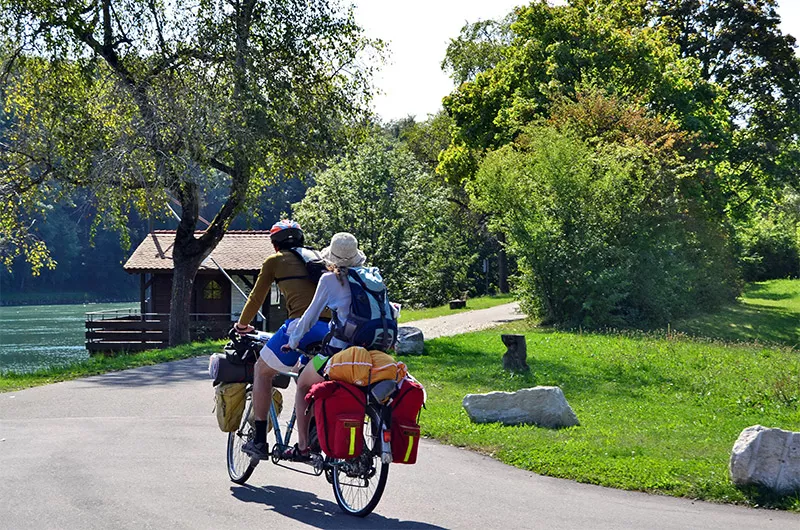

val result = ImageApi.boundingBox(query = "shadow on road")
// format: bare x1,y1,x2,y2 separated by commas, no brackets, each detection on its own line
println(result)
230,484,447,529
85,356,209,387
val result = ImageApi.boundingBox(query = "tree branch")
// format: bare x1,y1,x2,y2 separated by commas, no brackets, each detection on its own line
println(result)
209,157,234,175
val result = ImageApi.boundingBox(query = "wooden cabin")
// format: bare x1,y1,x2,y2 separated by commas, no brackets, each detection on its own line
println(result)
85,230,287,353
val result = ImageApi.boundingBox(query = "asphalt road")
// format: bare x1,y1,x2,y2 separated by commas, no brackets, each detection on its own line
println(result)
1,305,798,529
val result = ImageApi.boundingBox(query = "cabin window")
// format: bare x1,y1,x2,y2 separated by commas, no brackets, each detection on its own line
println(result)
204,280,222,300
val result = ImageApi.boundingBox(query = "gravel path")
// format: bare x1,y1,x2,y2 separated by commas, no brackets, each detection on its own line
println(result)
403,302,525,339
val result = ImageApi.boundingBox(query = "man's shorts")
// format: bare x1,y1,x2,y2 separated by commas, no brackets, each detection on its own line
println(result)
260,319,329,371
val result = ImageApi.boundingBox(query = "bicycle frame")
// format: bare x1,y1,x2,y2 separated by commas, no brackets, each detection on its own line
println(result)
268,371,300,455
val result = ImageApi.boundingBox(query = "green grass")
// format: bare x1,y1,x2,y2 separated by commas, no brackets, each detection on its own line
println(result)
399,323,800,509
0,340,224,393
673,279,800,348
399,293,514,323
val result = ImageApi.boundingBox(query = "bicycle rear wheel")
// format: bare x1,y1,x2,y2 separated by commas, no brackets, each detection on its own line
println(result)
331,406,389,517
227,393,258,484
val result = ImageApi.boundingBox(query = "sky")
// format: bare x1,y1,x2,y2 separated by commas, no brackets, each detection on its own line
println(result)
353,0,800,123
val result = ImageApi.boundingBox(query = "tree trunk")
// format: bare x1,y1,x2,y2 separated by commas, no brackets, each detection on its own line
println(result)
169,253,202,346
167,176,247,345
168,182,216,346
497,232,509,294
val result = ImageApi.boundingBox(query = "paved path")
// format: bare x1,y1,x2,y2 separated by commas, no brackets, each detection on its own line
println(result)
403,302,525,339
1,305,798,529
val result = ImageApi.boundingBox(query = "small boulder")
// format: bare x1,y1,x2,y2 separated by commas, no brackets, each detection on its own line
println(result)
730,425,800,495
462,386,579,428
395,326,424,356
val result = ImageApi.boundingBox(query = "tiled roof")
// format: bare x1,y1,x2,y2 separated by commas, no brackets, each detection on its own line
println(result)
123,231,274,273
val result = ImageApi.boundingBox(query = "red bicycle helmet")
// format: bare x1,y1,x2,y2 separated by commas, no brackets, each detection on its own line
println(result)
269,220,304,245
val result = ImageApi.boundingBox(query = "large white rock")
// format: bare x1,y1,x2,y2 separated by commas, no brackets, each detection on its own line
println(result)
395,326,424,355
730,425,800,495
462,386,579,428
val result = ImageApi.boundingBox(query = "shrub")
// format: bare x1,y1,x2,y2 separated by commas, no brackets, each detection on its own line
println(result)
471,121,738,328
737,210,800,282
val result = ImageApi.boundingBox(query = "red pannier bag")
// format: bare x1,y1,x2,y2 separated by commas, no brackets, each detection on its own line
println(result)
389,377,425,464
306,380,366,460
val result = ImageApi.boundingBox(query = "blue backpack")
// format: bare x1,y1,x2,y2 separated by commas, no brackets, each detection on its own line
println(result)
333,267,397,351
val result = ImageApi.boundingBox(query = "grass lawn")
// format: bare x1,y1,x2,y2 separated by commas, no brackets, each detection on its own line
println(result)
0,341,224,393
400,324,800,509
399,293,514,323
673,279,800,347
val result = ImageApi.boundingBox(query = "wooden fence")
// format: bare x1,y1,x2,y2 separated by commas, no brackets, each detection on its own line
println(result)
85,309,232,353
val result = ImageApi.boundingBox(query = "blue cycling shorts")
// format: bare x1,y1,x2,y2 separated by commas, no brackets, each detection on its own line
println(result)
262,319,330,369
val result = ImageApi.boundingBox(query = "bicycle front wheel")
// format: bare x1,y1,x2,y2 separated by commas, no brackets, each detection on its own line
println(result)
331,405,389,517
227,393,258,484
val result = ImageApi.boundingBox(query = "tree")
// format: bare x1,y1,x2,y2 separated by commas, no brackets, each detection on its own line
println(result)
293,132,478,306
442,16,514,85
643,0,800,212
1,0,377,344
471,93,738,327
438,1,726,185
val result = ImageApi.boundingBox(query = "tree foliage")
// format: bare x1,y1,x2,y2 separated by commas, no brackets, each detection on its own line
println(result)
293,133,479,307
442,16,514,85
471,94,738,327
1,0,377,342
644,0,800,199
437,0,800,326
439,0,725,185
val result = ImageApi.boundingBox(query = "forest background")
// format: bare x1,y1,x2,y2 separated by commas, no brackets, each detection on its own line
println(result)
2,0,800,335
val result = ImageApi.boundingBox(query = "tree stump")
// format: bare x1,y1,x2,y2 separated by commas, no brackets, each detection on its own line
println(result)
501,334,529,371
449,299,466,309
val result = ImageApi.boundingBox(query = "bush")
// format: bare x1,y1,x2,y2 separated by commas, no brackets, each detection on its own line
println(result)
471,121,738,328
737,210,800,282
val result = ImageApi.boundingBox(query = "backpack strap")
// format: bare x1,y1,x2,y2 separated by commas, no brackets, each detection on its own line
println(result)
275,248,310,283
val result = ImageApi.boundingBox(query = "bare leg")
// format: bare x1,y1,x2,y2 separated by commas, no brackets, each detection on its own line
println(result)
253,358,278,422
295,364,324,451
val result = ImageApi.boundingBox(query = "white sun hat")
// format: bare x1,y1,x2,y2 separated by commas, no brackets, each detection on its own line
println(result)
321,232,366,268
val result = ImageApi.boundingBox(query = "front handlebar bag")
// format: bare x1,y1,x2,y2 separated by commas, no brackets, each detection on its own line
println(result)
209,353,255,386
306,381,366,459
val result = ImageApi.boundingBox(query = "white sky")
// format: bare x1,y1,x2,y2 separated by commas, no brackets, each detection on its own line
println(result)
353,0,800,122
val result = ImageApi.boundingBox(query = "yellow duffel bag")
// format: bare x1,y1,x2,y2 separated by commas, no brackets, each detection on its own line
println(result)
369,350,408,383
325,346,373,386
326,346,408,386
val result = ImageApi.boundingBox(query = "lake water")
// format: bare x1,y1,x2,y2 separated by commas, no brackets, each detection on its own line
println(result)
0,302,137,374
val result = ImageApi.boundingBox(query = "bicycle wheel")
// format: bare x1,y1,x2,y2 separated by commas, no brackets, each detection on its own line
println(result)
227,393,258,484
331,405,389,517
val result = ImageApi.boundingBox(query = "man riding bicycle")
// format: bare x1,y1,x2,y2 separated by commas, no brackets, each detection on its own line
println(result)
232,220,330,460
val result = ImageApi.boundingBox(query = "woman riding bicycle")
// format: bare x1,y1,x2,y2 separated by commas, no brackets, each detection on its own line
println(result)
280,232,368,462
